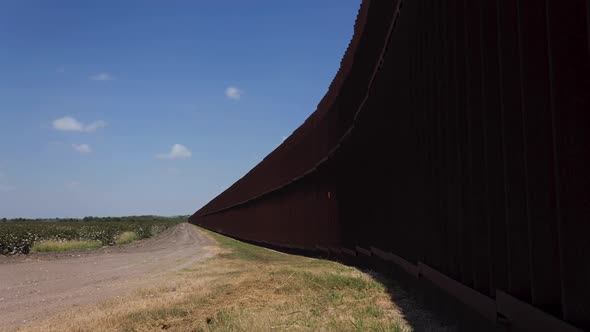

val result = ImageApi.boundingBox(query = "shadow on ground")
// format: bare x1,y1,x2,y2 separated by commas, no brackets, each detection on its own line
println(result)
368,262,505,332
286,247,506,332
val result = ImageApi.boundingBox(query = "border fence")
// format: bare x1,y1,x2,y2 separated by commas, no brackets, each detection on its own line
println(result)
190,1,590,330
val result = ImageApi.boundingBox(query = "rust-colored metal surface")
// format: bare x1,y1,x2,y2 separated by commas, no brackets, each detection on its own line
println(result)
190,0,590,330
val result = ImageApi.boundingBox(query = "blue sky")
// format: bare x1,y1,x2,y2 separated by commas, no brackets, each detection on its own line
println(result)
0,1,360,218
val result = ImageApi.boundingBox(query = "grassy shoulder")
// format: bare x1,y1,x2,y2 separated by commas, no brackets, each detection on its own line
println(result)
30,231,141,253
22,225,413,331
116,231,139,245
32,240,102,253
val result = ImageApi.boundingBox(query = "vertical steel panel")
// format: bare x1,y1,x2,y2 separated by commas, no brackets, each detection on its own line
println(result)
546,0,590,326
496,0,532,303
481,0,509,297
465,0,492,297
516,0,562,316
456,0,475,289
443,0,460,281
450,0,468,287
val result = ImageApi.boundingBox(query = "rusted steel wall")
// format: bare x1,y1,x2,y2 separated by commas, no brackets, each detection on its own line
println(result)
190,0,590,330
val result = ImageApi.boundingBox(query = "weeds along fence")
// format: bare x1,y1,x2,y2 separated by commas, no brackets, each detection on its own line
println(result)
190,0,590,330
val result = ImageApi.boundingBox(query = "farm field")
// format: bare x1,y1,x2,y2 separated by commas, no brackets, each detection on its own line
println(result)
0,216,183,255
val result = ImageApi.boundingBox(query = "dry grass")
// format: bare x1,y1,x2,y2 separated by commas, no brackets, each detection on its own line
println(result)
116,231,139,245
31,240,102,253
19,226,412,332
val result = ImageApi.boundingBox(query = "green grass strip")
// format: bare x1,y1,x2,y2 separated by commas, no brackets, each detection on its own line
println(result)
32,240,102,253
116,231,139,245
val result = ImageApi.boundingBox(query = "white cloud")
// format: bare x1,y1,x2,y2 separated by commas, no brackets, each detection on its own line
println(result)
53,116,84,131
85,120,106,132
157,144,192,160
72,144,92,154
225,86,242,100
90,72,114,81
52,117,106,132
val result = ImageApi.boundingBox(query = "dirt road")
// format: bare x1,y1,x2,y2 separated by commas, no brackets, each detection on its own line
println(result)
0,223,214,330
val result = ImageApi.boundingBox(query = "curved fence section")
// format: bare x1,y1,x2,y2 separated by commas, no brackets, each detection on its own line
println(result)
190,1,590,330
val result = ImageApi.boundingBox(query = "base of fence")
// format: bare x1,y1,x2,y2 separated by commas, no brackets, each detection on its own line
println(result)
371,246,419,277
496,290,581,332
417,262,498,322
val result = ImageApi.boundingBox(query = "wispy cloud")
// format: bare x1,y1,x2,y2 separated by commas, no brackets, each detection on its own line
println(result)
53,117,83,131
90,72,114,81
225,86,242,100
72,144,92,154
85,120,106,132
52,117,106,132
157,144,192,160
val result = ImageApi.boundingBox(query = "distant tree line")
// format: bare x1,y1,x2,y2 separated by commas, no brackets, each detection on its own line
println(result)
0,215,190,223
